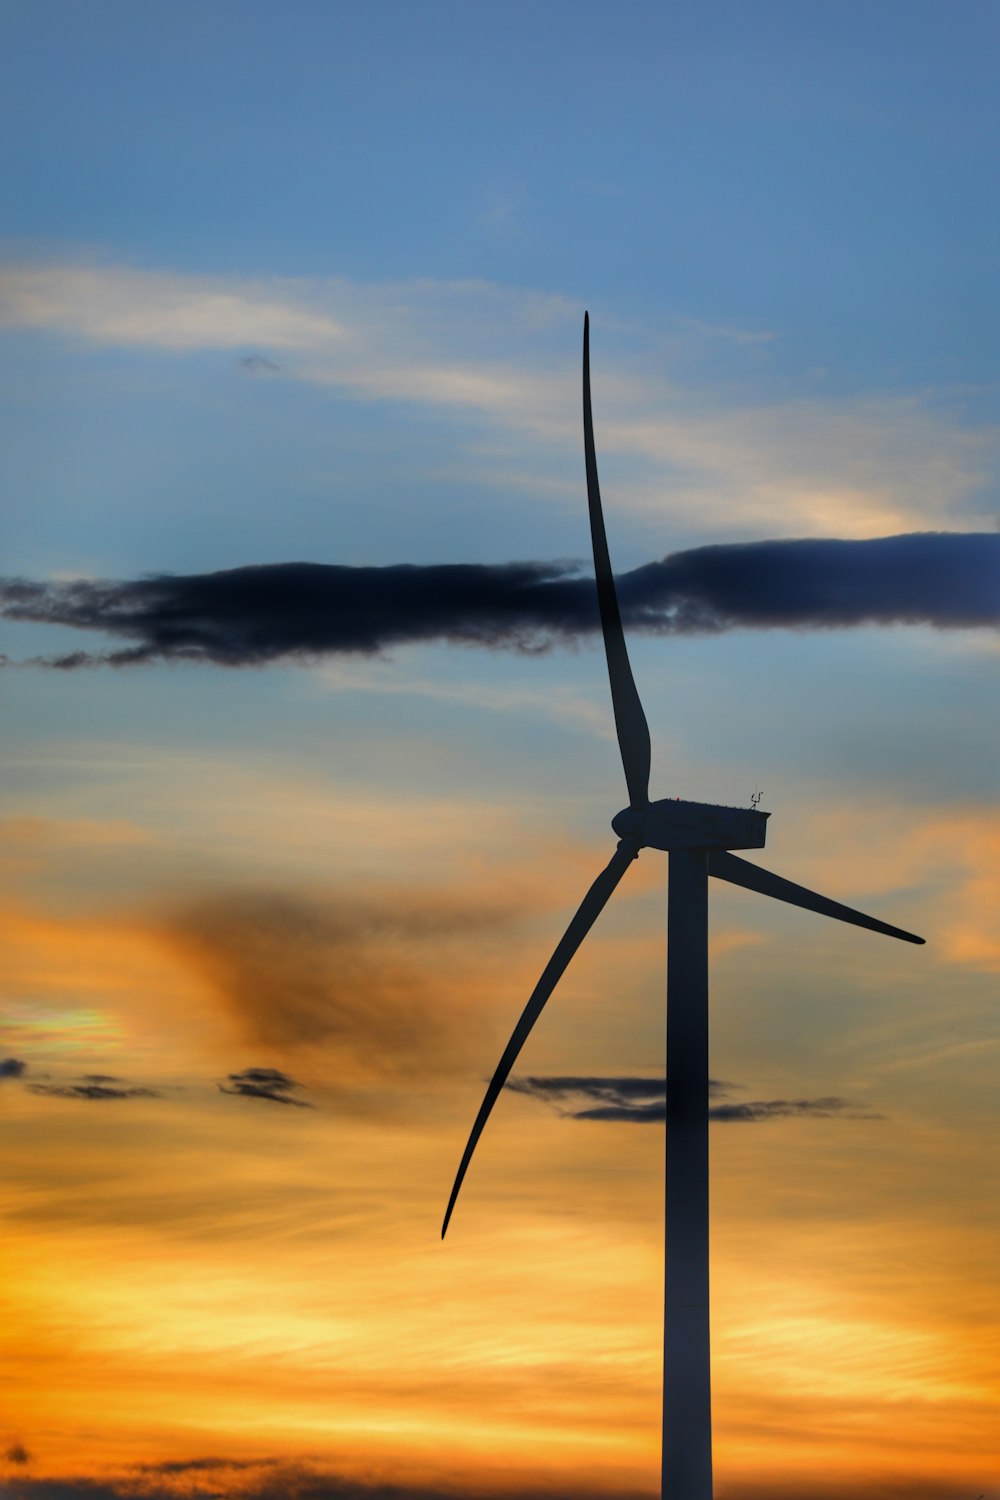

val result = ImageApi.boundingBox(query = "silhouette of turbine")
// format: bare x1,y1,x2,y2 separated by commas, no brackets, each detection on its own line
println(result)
442,313,925,1500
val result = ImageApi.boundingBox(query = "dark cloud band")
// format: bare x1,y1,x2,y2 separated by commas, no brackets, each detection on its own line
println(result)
508,1075,883,1123
0,1457,974,1500
1,531,996,668
0,1458,651,1500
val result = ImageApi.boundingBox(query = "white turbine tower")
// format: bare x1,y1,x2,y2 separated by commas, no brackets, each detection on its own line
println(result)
442,314,924,1500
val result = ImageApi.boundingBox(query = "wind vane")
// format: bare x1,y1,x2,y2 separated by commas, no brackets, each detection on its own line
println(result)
442,314,924,1500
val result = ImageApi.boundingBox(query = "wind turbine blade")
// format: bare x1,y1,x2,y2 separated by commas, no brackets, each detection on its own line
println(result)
708,850,925,944
583,313,651,810
442,838,638,1238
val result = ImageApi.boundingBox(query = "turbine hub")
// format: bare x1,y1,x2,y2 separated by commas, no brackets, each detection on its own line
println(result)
611,805,644,840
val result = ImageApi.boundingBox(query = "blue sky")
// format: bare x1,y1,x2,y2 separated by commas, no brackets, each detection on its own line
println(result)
5,0,999,373
1,4,999,1497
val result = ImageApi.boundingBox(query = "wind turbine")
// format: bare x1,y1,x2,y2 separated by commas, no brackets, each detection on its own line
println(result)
441,313,924,1500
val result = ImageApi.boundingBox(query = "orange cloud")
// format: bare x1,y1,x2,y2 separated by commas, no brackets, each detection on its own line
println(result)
157,878,580,1091
748,803,999,971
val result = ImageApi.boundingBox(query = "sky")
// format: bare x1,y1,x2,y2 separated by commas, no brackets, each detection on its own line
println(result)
1,2,998,1498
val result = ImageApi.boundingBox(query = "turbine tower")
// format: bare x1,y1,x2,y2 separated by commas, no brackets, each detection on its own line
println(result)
442,314,924,1500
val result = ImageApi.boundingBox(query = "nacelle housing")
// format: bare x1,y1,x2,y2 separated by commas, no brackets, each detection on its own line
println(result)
612,798,769,852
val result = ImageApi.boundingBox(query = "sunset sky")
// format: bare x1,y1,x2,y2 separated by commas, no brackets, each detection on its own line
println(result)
1,4,998,1499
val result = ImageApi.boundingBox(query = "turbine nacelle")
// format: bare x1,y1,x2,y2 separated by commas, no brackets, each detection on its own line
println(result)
612,798,769,852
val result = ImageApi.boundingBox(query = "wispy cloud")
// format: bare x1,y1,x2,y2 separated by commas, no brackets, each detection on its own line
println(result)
237,353,282,375
3,1456,984,1500
2,532,996,668
11,1056,317,1109
0,264,349,351
1,261,994,537
507,1074,884,1123
0,1457,655,1500
218,1067,313,1107
160,886,523,1083
27,1072,161,1101
707,1096,884,1123
783,805,1000,974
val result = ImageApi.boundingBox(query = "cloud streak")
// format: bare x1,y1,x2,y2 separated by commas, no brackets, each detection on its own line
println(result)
27,1072,162,1101
3,260,995,539
508,1075,884,1123
218,1067,313,1107
2,532,996,668
0,1459,651,1500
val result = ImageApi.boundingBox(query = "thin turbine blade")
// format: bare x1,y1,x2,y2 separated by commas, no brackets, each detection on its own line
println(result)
708,850,925,944
583,313,651,809
442,839,638,1238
